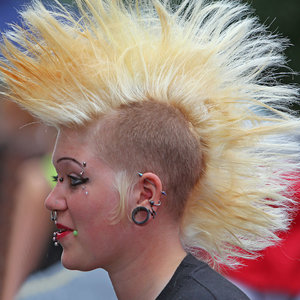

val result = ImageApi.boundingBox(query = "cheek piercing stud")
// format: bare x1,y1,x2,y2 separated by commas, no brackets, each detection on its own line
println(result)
82,186,88,195
73,230,78,237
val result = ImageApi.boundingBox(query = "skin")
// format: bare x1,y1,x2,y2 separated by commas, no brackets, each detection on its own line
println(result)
45,127,187,300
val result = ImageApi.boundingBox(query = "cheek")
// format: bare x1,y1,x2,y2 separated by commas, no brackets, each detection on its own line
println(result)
71,185,121,228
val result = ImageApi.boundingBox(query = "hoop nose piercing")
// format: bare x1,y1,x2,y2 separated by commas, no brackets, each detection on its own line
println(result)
51,210,57,222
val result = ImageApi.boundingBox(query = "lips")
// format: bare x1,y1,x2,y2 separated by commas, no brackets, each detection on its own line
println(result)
54,223,74,240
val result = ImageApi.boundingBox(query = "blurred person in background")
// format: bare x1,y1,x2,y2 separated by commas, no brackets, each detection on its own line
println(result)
0,100,61,299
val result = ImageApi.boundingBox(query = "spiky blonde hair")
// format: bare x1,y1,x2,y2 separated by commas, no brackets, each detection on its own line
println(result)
1,0,300,267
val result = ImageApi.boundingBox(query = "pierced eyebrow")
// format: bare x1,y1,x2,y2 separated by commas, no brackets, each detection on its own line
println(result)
56,157,83,167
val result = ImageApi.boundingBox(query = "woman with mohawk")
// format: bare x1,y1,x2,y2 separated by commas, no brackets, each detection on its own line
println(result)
0,0,299,299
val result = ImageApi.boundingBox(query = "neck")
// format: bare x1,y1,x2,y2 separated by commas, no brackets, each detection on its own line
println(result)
108,223,186,300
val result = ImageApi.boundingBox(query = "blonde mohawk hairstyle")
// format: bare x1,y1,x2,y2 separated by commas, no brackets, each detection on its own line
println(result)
1,0,300,267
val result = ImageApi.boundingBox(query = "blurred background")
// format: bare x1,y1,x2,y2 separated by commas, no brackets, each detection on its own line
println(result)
0,0,299,299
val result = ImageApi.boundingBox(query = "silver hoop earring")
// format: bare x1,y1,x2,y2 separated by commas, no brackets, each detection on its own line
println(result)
131,206,151,225
50,210,57,222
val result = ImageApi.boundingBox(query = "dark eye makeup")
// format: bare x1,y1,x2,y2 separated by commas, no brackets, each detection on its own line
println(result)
68,175,89,187
51,175,89,187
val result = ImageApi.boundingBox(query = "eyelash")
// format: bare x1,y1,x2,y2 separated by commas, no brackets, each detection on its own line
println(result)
68,175,89,187
51,175,89,187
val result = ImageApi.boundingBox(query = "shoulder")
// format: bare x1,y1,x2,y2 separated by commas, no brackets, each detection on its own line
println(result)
157,254,249,300
188,255,249,300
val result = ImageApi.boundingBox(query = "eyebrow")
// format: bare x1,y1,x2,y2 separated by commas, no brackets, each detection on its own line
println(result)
56,157,83,167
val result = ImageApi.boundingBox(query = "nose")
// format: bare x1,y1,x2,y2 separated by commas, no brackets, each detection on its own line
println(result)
45,186,68,212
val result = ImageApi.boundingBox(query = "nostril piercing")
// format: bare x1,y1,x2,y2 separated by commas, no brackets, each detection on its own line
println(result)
50,210,57,222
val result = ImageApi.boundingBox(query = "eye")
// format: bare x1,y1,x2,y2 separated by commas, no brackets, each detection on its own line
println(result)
68,175,89,187
52,175,58,182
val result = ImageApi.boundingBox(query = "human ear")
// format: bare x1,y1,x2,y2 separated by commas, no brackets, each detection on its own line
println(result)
131,172,163,225
137,172,162,208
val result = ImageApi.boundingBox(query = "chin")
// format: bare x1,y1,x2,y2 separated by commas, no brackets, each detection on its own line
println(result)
61,251,97,271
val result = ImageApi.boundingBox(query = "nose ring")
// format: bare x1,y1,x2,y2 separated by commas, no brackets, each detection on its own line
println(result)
51,210,57,222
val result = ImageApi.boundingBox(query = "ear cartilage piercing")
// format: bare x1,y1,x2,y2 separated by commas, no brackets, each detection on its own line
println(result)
73,230,78,237
137,172,167,196
149,200,161,207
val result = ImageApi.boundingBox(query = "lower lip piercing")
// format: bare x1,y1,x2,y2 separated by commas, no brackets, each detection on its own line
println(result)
52,230,78,246
53,232,59,246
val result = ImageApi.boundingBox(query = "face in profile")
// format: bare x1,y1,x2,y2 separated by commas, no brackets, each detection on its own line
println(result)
45,128,133,271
